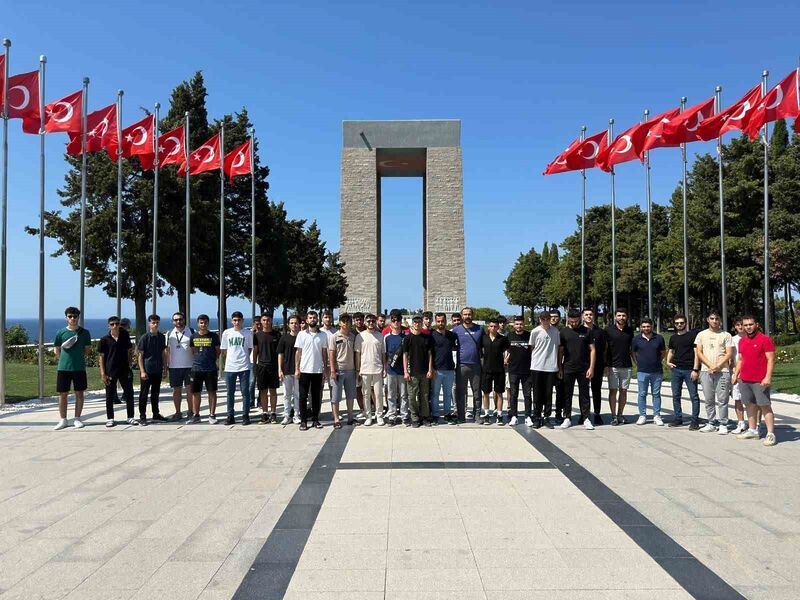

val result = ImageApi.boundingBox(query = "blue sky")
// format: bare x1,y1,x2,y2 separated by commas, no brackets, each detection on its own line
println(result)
3,0,799,319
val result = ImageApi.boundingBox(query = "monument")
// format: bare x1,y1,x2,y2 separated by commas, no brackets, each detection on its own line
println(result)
340,120,466,315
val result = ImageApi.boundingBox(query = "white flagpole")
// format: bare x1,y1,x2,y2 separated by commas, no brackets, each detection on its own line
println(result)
608,118,617,313
219,123,225,332
184,111,191,320
762,70,771,335
715,85,728,331
37,55,47,402
644,109,654,320
0,38,10,407
151,103,160,316
250,128,256,322
78,77,89,327
580,125,586,311
680,96,690,322
115,90,123,318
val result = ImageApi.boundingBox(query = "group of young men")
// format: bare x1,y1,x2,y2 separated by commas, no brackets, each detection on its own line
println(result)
49,304,778,446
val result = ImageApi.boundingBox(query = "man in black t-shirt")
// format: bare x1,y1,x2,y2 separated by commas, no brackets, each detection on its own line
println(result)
431,313,458,423
189,315,221,424
666,314,701,429
137,314,167,424
605,308,635,425
560,309,596,429
402,315,434,427
98,316,136,427
505,315,532,425
253,314,282,424
277,315,301,425
481,317,510,425
582,308,607,426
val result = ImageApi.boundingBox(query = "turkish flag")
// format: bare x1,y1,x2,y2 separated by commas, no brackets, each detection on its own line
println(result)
66,103,118,156
744,69,800,140
564,130,608,171
4,71,40,129
157,125,185,168
223,139,252,182
37,90,82,134
543,138,581,176
119,114,155,168
179,132,221,176
695,84,762,141
597,108,680,172
640,97,714,154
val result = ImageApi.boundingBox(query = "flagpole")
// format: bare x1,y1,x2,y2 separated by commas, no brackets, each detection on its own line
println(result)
580,125,586,311
219,123,225,332
37,55,47,402
608,119,617,313
115,90,123,318
151,103,160,316
0,38,10,407
680,96,690,322
78,77,89,327
184,111,191,321
715,85,728,331
250,127,256,322
644,109,653,319
762,70,771,335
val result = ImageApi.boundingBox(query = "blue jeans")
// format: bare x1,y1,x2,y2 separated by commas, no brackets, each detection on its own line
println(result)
637,371,662,417
225,370,252,419
431,370,455,417
670,368,700,421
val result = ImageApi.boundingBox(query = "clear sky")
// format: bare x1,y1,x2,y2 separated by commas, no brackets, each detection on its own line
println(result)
3,0,799,319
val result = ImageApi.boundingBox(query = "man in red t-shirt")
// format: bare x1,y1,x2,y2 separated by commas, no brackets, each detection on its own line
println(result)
732,315,776,446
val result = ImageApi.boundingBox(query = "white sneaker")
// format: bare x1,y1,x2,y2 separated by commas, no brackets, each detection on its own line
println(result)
356,412,366,420
54,418,68,431
377,415,385,426
732,421,747,434
763,432,777,446
208,414,218,425
73,417,84,429
280,414,290,425
737,429,759,440
525,416,534,427
127,418,139,426
700,423,716,433
466,411,473,420
364,417,373,426
654,415,664,426
560,418,571,429
106,420,115,428
636,416,647,426
509,416,518,426
292,416,301,425
584,419,595,430
718,424,728,435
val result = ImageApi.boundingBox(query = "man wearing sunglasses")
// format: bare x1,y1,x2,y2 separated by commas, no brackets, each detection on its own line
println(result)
53,307,92,430
98,316,137,427
166,312,194,421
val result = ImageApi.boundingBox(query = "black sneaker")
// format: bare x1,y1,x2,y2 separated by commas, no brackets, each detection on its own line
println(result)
225,416,235,425
688,420,700,431
480,415,488,425
139,416,148,426
611,416,619,426
152,413,167,422
496,414,505,426
617,415,626,425
532,418,542,429
260,413,269,424
387,418,395,427
170,412,183,422
313,421,323,429
270,413,278,424
545,418,554,429
404,418,412,427
594,415,603,426
668,418,684,428
242,416,251,426
299,422,308,431
412,420,421,428
424,419,432,427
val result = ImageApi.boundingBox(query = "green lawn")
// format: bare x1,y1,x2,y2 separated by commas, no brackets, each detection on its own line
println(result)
3,362,105,402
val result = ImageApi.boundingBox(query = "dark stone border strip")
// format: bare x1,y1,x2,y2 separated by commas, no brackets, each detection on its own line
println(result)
231,426,354,600
338,460,555,470
515,427,745,600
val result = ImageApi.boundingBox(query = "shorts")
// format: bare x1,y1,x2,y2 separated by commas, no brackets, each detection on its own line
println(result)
482,371,505,394
608,367,631,390
732,380,742,402
56,370,88,393
738,381,771,407
255,364,280,390
191,370,218,393
169,368,192,389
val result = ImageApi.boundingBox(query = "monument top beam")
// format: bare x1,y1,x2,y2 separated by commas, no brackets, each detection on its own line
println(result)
343,120,460,149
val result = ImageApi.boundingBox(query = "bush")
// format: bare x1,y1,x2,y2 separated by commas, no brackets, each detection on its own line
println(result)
773,333,800,347
5,324,29,346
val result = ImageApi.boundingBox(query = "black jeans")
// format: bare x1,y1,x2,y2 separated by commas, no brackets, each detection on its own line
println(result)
589,363,605,415
531,370,555,419
553,371,566,418
139,372,162,418
106,369,134,420
299,372,323,423
508,372,532,417
562,371,591,421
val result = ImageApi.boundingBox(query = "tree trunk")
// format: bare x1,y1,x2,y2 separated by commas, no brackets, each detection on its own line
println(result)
134,294,147,337
282,306,289,333
784,283,790,334
789,285,798,334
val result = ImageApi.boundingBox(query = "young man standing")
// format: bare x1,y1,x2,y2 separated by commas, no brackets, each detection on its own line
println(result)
549,310,566,423
98,316,137,428
329,313,357,428
529,311,560,429
481,317,509,425
253,314,282,424
355,313,385,426
384,311,408,425
506,315,532,426
278,314,301,425
403,315,434,427
321,310,337,401
453,307,483,423
734,315,777,446
190,315,221,423
137,314,167,425
695,309,734,434
166,312,194,421
421,311,434,334
352,311,366,416
249,318,262,409
221,311,254,425
730,317,748,434
559,308,596,429
666,314,701,429
294,310,329,430
631,317,666,426
53,307,92,430
582,308,607,426
431,312,458,424
606,308,634,426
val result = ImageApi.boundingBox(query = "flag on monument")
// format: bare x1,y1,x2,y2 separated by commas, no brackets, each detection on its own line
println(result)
597,108,680,171
564,130,608,171
179,132,221,176
543,138,581,175
743,69,800,140
157,124,185,168
223,139,252,182
695,84,762,141
119,114,155,168
38,90,82,134
3,70,39,127
66,103,118,156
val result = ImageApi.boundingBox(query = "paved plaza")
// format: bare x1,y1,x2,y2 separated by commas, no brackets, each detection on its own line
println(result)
0,381,798,600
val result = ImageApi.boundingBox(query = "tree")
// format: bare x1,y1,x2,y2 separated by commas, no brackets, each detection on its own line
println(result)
504,248,547,315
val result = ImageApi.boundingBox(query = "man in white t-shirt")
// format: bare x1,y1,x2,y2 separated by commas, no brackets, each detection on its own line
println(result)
294,310,329,430
355,313,386,426
166,311,194,421
694,309,734,434
221,311,254,425
529,311,561,429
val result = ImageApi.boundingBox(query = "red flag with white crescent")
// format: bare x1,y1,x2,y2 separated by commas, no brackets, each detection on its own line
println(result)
223,139,252,182
4,71,40,130
743,69,800,140
179,132,221,176
695,84,762,141
597,108,680,172
66,103,118,156
40,90,82,134
157,125,186,168
543,138,581,176
564,130,608,171
120,114,155,169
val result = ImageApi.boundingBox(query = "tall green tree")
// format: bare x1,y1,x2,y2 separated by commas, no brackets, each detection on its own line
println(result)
504,248,547,315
